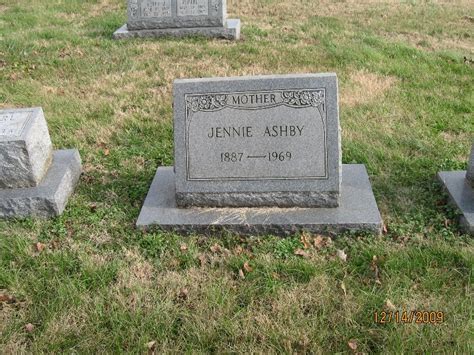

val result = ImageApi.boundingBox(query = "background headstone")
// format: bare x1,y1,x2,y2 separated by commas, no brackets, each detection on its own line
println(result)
137,74,383,236
115,0,240,40
127,0,226,29
0,107,82,219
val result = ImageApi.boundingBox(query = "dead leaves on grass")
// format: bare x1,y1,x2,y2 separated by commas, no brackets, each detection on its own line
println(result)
294,232,335,259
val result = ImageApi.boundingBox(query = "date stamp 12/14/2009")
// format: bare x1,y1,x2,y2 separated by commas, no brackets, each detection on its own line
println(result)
374,311,445,325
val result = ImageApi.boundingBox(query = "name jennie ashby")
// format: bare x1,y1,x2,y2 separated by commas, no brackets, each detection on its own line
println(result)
207,125,305,139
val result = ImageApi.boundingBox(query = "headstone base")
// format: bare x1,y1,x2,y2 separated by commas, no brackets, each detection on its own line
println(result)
113,19,240,40
437,171,474,235
137,164,383,236
0,150,82,219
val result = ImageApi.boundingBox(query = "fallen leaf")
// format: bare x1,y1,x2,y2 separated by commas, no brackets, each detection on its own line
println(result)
340,281,347,296
382,224,388,234
294,249,310,258
348,339,357,351
234,246,244,255
0,294,14,303
177,288,188,300
337,249,347,262
35,242,46,252
180,243,188,252
243,261,253,273
385,299,397,311
103,149,110,156
25,323,34,332
313,235,324,249
238,269,245,279
210,243,222,253
300,233,312,249
146,340,156,355
198,254,207,267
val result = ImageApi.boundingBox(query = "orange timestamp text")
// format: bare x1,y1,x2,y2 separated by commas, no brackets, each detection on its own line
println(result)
374,311,445,324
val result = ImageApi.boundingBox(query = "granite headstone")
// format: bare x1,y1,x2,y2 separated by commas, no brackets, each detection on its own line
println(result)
0,108,82,218
173,75,341,208
114,0,240,40
137,73,383,236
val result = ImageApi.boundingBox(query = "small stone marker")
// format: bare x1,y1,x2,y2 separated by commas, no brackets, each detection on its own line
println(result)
114,0,240,40
438,141,474,235
0,108,82,218
137,74,383,236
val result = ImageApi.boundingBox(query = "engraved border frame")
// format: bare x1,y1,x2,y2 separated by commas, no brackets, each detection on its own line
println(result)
184,88,329,182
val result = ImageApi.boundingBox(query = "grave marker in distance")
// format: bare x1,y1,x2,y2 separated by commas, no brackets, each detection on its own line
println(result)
114,0,240,40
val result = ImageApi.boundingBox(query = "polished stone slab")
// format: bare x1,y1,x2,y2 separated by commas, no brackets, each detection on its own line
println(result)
438,171,474,235
0,150,82,219
136,164,383,236
113,19,240,40
173,73,341,208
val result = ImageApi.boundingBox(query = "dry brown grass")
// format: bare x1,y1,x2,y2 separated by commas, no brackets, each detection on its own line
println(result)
341,69,398,108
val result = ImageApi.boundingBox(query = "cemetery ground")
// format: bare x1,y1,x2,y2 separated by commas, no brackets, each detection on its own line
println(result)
0,0,473,352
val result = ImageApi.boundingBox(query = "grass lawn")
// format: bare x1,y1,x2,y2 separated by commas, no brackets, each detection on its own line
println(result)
1,0,473,352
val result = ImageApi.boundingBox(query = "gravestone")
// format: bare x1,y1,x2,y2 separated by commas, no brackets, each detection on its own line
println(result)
114,0,240,40
0,108,82,218
438,141,474,235
137,74,383,236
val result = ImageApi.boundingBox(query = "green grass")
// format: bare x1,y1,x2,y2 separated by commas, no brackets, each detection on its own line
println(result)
0,0,473,353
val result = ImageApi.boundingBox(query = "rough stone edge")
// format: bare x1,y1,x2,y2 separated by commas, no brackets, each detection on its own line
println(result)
136,164,383,236
466,143,474,186
437,171,474,235
0,149,82,219
113,19,240,40
176,191,340,208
